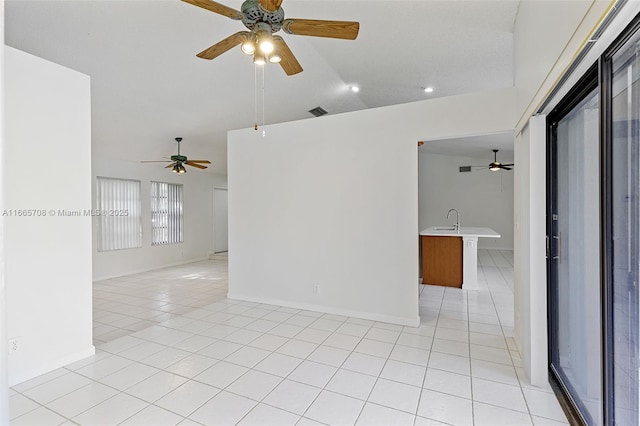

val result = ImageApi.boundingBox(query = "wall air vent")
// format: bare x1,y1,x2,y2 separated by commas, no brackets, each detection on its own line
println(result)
459,166,472,173
308,106,328,117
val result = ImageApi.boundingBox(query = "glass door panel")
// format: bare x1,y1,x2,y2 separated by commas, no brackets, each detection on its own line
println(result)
550,86,602,425
610,30,640,426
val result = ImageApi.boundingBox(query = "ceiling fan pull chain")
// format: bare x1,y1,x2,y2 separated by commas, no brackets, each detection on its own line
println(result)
254,63,259,130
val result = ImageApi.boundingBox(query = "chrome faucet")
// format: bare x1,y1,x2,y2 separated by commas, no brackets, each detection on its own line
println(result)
447,208,460,232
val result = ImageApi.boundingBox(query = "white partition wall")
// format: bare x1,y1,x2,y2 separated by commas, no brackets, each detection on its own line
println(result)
5,47,94,385
514,116,548,387
228,88,514,326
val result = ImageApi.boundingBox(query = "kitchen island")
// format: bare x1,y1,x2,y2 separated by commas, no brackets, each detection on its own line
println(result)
419,226,500,290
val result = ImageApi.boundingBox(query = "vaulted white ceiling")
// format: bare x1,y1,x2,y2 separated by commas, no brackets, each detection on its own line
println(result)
5,0,520,174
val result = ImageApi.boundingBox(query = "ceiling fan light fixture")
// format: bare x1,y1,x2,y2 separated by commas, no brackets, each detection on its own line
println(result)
241,36,256,55
489,149,503,171
269,51,282,63
253,51,267,65
260,40,274,54
172,163,187,174
257,31,274,54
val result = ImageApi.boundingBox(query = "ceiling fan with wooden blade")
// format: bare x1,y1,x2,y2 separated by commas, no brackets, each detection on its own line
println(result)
182,0,360,75
197,31,252,60
141,137,211,174
488,149,513,171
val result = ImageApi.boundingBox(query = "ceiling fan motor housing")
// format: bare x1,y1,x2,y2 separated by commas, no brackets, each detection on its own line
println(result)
241,0,284,32
171,155,188,162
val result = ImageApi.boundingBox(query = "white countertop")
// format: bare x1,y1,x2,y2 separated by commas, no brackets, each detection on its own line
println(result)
419,226,500,238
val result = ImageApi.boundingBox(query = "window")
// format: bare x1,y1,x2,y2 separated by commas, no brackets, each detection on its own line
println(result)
151,181,183,245
96,177,142,251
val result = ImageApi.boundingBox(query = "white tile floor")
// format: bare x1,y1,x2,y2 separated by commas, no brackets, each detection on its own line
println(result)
9,250,568,425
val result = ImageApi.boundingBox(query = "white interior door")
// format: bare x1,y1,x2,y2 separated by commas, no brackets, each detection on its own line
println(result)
213,188,228,253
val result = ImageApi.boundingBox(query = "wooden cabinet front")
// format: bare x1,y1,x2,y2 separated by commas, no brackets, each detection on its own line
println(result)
421,236,463,288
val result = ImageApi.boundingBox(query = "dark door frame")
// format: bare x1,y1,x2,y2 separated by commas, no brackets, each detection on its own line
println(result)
546,64,599,426
545,13,640,426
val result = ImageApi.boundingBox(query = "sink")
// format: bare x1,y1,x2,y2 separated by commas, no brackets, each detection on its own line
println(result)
433,226,456,231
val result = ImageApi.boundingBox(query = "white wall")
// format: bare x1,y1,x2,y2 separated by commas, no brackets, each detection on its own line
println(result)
418,151,514,250
228,88,514,326
512,0,613,388
5,46,94,386
514,0,612,130
514,116,548,387
92,156,227,280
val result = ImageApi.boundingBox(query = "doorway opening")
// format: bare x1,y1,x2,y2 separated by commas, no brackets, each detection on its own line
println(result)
213,187,228,254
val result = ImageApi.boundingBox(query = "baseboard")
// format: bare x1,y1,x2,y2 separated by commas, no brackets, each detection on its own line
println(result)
477,246,514,251
227,292,420,327
209,252,229,260
93,257,209,281
462,283,482,291
9,345,95,387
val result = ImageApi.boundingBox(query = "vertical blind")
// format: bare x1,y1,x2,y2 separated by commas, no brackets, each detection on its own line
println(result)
151,181,183,245
96,177,142,251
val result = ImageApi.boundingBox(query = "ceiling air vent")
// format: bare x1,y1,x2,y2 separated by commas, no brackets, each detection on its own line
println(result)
459,166,472,173
308,106,328,117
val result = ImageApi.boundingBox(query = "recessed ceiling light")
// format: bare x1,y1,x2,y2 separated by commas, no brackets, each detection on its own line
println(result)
350,85,360,93
424,87,434,93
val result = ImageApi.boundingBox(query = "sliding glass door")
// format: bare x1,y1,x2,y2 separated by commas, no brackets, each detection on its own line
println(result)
548,69,602,425
547,15,640,425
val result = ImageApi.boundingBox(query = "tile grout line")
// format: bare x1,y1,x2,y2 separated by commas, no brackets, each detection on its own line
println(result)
412,282,445,425
467,286,476,426
480,250,536,425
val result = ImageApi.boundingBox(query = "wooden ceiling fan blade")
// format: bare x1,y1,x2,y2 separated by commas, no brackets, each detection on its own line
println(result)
181,0,243,20
502,166,513,170
273,36,303,75
197,31,250,60
282,18,360,40
186,160,212,163
185,161,208,169
258,0,283,12
502,163,514,166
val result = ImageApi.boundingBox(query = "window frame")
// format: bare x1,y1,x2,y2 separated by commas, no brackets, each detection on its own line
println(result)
150,181,184,246
96,176,142,252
